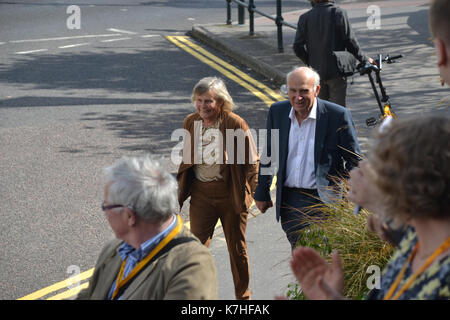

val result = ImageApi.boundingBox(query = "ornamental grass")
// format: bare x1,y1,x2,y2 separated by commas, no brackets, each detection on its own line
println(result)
286,180,394,300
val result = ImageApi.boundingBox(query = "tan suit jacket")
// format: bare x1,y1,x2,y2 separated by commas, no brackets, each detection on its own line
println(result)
177,111,259,214
76,226,218,300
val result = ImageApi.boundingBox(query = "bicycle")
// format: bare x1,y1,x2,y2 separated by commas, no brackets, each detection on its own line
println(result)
353,54,402,215
357,54,403,127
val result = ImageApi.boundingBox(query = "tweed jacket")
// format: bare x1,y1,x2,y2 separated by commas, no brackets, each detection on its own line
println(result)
76,226,218,300
177,111,259,214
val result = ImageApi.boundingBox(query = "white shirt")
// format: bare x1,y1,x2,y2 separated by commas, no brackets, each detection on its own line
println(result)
284,99,317,189
193,120,223,182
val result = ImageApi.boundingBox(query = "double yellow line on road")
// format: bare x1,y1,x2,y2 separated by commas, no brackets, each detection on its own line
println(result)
166,36,285,105
17,269,93,300
18,35,282,300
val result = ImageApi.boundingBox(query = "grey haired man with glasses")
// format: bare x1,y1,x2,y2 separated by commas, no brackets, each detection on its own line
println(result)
77,155,217,300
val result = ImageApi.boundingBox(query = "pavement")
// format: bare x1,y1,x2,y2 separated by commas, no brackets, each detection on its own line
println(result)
188,0,449,300
210,200,296,300
190,8,301,86
189,0,435,86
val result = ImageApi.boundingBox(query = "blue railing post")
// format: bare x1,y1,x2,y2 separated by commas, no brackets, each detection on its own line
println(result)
225,0,297,52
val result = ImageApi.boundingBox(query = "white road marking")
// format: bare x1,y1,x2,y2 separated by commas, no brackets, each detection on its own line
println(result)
58,43,91,49
141,35,160,38
15,49,48,54
107,28,137,35
9,34,119,43
7,29,146,56
100,37,132,43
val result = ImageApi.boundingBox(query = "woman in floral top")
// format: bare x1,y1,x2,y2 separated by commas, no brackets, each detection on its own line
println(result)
289,115,450,300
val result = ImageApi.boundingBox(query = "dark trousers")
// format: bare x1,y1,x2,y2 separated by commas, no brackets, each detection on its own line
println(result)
189,179,251,300
280,187,323,250
319,77,347,107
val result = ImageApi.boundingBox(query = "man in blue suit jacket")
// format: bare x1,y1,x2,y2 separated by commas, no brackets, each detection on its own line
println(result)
254,67,361,249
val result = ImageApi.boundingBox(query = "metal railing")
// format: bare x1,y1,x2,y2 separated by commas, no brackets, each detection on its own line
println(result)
226,0,297,53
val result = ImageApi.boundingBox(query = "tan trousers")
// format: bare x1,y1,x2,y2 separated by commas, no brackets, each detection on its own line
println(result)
189,179,251,300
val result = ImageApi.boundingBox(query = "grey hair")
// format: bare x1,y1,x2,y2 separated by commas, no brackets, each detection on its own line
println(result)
104,155,178,224
192,77,236,113
286,66,321,89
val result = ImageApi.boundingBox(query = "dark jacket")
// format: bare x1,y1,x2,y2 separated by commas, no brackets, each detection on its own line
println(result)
293,1,367,80
253,98,361,221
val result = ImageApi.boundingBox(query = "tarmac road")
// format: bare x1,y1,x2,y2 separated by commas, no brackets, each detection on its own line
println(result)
0,0,285,300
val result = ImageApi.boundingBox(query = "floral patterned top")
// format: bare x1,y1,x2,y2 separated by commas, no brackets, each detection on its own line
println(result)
367,228,450,300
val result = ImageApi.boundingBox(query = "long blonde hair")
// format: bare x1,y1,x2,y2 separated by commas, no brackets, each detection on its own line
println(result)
191,77,235,113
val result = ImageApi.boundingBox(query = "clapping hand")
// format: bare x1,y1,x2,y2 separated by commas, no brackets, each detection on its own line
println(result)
290,246,345,300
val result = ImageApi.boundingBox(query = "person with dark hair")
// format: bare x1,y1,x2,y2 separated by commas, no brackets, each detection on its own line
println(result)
290,115,450,300
293,0,374,106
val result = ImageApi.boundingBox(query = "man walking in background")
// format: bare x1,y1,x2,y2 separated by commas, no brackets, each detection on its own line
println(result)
293,0,374,107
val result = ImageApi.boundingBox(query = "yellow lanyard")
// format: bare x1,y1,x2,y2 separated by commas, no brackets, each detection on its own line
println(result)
111,215,183,300
383,236,450,300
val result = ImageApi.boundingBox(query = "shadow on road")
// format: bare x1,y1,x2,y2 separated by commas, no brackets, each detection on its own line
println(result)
0,49,199,94
0,38,270,158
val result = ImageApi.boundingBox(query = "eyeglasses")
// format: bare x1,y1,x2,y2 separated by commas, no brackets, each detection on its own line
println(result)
101,201,135,213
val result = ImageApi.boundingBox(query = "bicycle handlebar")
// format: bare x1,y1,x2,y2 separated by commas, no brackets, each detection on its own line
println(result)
384,54,403,63
357,61,379,75
357,54,403,75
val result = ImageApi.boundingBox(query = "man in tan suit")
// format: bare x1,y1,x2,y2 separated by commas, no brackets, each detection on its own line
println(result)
77,155,217,300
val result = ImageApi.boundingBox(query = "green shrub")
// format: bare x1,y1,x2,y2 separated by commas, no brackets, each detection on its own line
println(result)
286,192,394,300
